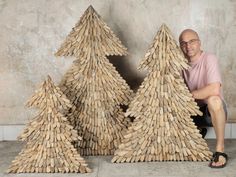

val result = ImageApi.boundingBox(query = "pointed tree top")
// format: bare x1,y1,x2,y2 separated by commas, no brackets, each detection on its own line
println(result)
84,5,99,18
159,23,167,29
26,75,73,110
55,5,128,58
87,5,96,11
138,23,189,72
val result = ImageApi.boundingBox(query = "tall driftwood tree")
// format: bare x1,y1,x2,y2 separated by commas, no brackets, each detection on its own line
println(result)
112,24,212,163
7,76,91,173
55,5,133,155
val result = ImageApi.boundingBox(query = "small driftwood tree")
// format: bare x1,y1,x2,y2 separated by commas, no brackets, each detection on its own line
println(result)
7,76,91,173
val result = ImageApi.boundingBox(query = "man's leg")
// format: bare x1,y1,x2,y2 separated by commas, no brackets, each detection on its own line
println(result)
207,95,227,167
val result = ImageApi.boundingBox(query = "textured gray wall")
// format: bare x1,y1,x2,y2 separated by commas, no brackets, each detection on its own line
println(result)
0,0,235,124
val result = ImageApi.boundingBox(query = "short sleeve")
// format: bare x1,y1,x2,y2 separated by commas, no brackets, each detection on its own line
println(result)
206,55,222,85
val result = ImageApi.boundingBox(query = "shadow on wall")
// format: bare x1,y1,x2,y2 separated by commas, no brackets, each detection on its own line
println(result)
104,7,144,92
108,55,144,92
108,56,141,122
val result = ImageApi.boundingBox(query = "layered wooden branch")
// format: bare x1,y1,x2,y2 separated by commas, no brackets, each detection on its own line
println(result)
55,5,128,57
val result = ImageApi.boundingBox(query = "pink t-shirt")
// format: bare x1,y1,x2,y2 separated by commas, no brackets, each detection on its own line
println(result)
182,52,223,106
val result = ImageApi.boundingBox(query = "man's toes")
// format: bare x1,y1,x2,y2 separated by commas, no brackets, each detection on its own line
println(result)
215,162,223,166
211,162,216,166
211,161,223,167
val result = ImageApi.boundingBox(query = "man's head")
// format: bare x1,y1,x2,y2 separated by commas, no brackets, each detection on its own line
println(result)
179,29,202,61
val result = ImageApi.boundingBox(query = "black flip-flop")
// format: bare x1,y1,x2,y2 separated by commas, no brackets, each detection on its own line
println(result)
209,152,228,168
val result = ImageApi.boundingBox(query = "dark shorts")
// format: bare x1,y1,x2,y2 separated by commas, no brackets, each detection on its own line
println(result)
192,101,228,127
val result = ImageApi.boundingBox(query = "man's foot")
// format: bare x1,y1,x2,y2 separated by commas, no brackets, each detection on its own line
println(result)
199,128,207,138
209,152,228,168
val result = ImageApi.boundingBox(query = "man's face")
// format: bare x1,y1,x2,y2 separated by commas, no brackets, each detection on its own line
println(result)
179,32,201,60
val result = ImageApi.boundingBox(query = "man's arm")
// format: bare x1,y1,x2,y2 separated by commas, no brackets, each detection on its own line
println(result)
191,82,221,100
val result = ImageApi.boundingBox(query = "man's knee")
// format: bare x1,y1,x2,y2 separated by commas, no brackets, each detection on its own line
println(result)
207,96,223,112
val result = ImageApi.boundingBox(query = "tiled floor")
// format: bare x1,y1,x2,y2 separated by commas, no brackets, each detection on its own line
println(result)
0,140,235,177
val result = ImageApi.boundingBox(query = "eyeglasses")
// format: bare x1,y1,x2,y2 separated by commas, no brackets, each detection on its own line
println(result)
180,39,199,47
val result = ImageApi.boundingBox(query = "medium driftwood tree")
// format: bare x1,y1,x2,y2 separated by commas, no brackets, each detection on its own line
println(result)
112,24,212,163
55,5,133,155
7,76,91,173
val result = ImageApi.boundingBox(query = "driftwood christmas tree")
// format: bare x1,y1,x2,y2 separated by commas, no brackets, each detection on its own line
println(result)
7,76,91,173
55,5,133,155
112,24,212,163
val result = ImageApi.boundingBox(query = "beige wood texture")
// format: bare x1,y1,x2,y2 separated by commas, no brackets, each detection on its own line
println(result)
55,6,133,155
112,24,212,163
7,76,91,173
55,5,128,57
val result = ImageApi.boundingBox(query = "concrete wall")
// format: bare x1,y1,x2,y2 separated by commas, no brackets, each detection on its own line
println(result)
0,0,236,126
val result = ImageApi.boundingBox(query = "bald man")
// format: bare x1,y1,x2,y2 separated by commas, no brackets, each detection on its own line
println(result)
179,29,228,168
